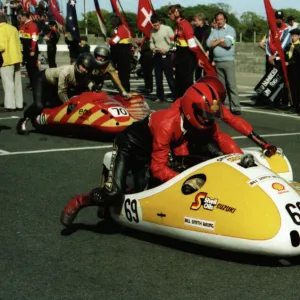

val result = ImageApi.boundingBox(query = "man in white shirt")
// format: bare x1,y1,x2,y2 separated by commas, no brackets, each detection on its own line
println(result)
149,14,176,102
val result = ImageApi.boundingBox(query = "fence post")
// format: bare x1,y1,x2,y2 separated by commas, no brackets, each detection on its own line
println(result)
240,32,242,42
254,31,256,43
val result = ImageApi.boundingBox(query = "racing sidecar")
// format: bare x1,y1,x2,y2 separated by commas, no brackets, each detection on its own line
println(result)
33,91,151,136
101,147,300,257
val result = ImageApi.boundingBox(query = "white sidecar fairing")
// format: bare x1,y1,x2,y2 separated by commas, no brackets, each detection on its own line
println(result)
102,148,300,257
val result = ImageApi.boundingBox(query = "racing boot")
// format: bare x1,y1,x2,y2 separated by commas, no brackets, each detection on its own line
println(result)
60,188,105,227
16,117,30,135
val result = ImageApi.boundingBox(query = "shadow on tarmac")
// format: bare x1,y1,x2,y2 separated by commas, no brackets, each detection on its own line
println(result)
28,125,116,142
60,218,300,268
0,125,11,132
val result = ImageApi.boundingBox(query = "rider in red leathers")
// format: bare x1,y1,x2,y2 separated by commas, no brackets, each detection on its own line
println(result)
60,77,277,227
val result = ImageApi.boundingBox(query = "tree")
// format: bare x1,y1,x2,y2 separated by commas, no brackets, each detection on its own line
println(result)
78,10,139,37
238,12,268,42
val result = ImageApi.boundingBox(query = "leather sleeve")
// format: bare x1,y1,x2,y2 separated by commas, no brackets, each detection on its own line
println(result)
173,141,189,156
29,22,38,52
212,123,243,154
109,25,128,45
150,126,179,182
222,105,253,136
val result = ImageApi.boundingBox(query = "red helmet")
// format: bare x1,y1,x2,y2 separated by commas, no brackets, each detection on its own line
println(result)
181,82,223,130
197,76,226,103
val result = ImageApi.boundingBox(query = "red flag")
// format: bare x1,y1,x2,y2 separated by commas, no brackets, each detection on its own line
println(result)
137,0,154,38
263,0,291,103
110,0,135,38
49,0,64,27
94,0,107,37
22,0,31,12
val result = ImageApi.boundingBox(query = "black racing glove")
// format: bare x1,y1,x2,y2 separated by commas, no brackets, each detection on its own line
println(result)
248,131,277,157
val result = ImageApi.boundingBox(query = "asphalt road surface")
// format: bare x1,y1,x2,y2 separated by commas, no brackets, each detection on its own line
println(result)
1,75,300,300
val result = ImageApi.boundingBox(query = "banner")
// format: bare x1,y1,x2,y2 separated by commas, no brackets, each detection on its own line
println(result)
254,64,283,100
137,0,154,39
94,0,107,38
263,0,292,104
66,0,80,41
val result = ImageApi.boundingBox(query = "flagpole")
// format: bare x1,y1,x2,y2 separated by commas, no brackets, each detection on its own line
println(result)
84,0,88,36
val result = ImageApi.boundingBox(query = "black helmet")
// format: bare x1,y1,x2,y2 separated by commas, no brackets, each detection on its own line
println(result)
75,53,95,76
94,44,111,67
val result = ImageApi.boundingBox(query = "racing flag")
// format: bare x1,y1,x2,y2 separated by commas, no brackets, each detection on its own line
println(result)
66,0,80,42
49,0,65,28
22,0,31,12
94,0,107,38
137,0,154,38
263,0,292,104
110,0,135,38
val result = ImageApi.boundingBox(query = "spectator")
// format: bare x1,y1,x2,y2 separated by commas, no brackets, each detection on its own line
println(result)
18,10,39,91
210,18,217,30
193,12,211,80
64,32,80,64
287,15,299,31
108,14,132,92
79,35,90,54
265,11,290,74
0,14,23,112
149,14,176,102
207,11,241,115
44,20,60,68
10,0,22,28
168,4,204,98
285,28,300,114
3,0,12,24
139,36,154,94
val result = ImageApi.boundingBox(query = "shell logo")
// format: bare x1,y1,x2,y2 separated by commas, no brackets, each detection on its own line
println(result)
272,182,285,191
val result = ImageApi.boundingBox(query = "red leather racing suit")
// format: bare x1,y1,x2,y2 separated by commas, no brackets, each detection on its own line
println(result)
149,104,247,182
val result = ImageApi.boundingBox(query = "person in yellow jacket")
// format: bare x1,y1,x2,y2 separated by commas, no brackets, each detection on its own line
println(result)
0,14,23,112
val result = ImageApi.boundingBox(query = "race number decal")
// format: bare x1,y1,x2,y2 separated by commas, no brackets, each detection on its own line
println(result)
124,198,139,223
286,203,300,225
108,107,129,118
36,114,47,125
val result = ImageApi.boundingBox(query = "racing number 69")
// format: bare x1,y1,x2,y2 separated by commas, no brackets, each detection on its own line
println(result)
124,199,139,223
286,202,300,225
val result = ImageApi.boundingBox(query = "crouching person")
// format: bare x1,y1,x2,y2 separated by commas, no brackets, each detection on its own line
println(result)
60,80,245,227
16,53,96,134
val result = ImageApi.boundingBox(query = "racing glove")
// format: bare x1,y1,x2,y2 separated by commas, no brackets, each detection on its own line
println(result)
247,131,277,157
122,91,132,100
263,144,277,158
182,178,205,194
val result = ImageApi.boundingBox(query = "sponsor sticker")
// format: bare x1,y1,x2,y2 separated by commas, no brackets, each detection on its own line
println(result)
184,216,215,231
190,192,236,214
217,154,242,162
248,174,279,187
272,182,289,194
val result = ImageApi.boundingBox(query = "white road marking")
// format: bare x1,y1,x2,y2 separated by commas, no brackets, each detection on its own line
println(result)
233,132,300,140
0,149,10,154
242,107,300,118
0,145,113,156
0,132,300,157
0,116,20,120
